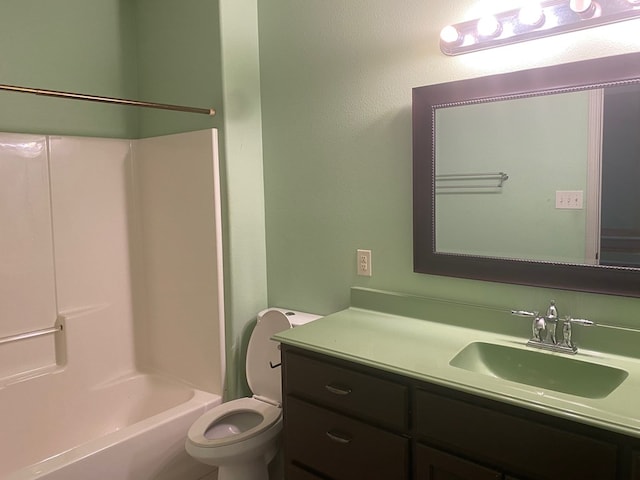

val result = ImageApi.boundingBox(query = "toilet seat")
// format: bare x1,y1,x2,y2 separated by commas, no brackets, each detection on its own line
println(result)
187,397,281,448
245,309,292,404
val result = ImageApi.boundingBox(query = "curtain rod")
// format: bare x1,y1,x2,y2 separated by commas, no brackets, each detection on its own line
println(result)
0,83,216,116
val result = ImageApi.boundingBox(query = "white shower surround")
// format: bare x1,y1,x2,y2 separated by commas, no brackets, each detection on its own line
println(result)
0,130,225,479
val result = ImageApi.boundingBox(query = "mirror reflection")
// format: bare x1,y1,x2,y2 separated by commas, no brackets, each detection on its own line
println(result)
434,83,640,268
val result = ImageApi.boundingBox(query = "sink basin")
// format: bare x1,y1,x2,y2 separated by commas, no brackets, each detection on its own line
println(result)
450,342,628,399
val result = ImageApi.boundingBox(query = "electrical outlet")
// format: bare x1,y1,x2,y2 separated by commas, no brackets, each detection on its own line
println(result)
555,190,584,209
357,249,372,277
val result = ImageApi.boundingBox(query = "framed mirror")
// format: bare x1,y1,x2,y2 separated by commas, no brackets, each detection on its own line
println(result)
413,52,640,297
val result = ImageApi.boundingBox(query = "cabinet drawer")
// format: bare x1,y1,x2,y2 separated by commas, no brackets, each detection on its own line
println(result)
415,444,501,480
284,396,409,480
284,350,408,430
415,389,618,480
285,463,325,480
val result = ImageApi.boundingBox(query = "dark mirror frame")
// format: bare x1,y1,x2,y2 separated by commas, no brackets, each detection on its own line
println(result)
413,51,640,298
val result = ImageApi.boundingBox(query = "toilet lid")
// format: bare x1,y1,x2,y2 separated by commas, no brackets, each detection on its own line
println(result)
246,309,291,404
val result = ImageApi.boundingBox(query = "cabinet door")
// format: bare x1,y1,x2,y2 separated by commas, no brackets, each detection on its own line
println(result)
416,444,501,480
285,396,409,480
285,463,326,480
634,451,640,480
415,389,618,480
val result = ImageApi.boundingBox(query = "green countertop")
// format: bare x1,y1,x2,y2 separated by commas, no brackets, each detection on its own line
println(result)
274,305,640,439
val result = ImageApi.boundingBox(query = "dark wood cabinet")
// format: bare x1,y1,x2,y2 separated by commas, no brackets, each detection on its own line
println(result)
284,349,408,430
282,349,409,480
415,389,617,480
633,451,640,480
285,396,409,479
415,444,501,480
285,463,326,480
282,345,638,480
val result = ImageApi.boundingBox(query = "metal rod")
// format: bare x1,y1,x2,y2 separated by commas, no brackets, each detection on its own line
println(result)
0,83,216,116
435,185,504,189
436,172,509,188
0,324,62,346
436,172,509,180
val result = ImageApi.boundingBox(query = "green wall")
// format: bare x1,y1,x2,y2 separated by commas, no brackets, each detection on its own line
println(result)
135,0,221,138
0,0,139,137
258,0,640,326
217,0,268,399
0,0,222,139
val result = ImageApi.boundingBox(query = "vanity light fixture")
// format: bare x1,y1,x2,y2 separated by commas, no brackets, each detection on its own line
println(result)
439,25,463,45
518,2,545,26
440,0,640,55
477,15,502,37
570,0,593,14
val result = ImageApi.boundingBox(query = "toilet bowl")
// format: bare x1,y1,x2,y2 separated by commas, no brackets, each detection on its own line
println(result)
185,308,320,480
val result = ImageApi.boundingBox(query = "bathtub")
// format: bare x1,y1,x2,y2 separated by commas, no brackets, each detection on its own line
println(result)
1,130,225,480
2,372,222,480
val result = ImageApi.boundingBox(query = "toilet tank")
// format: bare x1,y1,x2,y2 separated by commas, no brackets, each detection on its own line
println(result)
257,308,322,327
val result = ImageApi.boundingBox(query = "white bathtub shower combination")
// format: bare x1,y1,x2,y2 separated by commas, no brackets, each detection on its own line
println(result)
2,370,219,480
0,130,225,479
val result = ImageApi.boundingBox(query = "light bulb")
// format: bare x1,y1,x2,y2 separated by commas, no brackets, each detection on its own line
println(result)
519,2,545,26
477,15,501,37
570,0,593,13
440,25,461,44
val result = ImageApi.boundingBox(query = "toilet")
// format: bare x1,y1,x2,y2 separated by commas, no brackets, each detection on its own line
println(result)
185,308,320,480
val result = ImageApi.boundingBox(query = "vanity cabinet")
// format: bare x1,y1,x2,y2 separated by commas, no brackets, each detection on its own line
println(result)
415,444,501,479
282,345,640,480
282,349,410,480
415,389,617,480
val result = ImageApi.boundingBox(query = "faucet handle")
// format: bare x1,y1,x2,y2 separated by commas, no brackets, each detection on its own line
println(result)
512,309,546,342
565,317,595,327
559,316,595,352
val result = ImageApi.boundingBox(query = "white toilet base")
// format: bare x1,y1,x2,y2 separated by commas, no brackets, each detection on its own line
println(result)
217,461,269,480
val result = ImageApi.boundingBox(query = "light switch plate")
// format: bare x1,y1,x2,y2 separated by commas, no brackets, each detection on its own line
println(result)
555,190,584,209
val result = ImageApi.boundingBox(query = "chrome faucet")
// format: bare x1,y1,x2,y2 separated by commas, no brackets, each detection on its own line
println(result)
543,300,558,345
511,300,595,355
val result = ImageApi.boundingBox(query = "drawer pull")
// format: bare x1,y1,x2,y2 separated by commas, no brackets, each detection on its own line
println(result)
325,383,352,396
326,430,352,444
